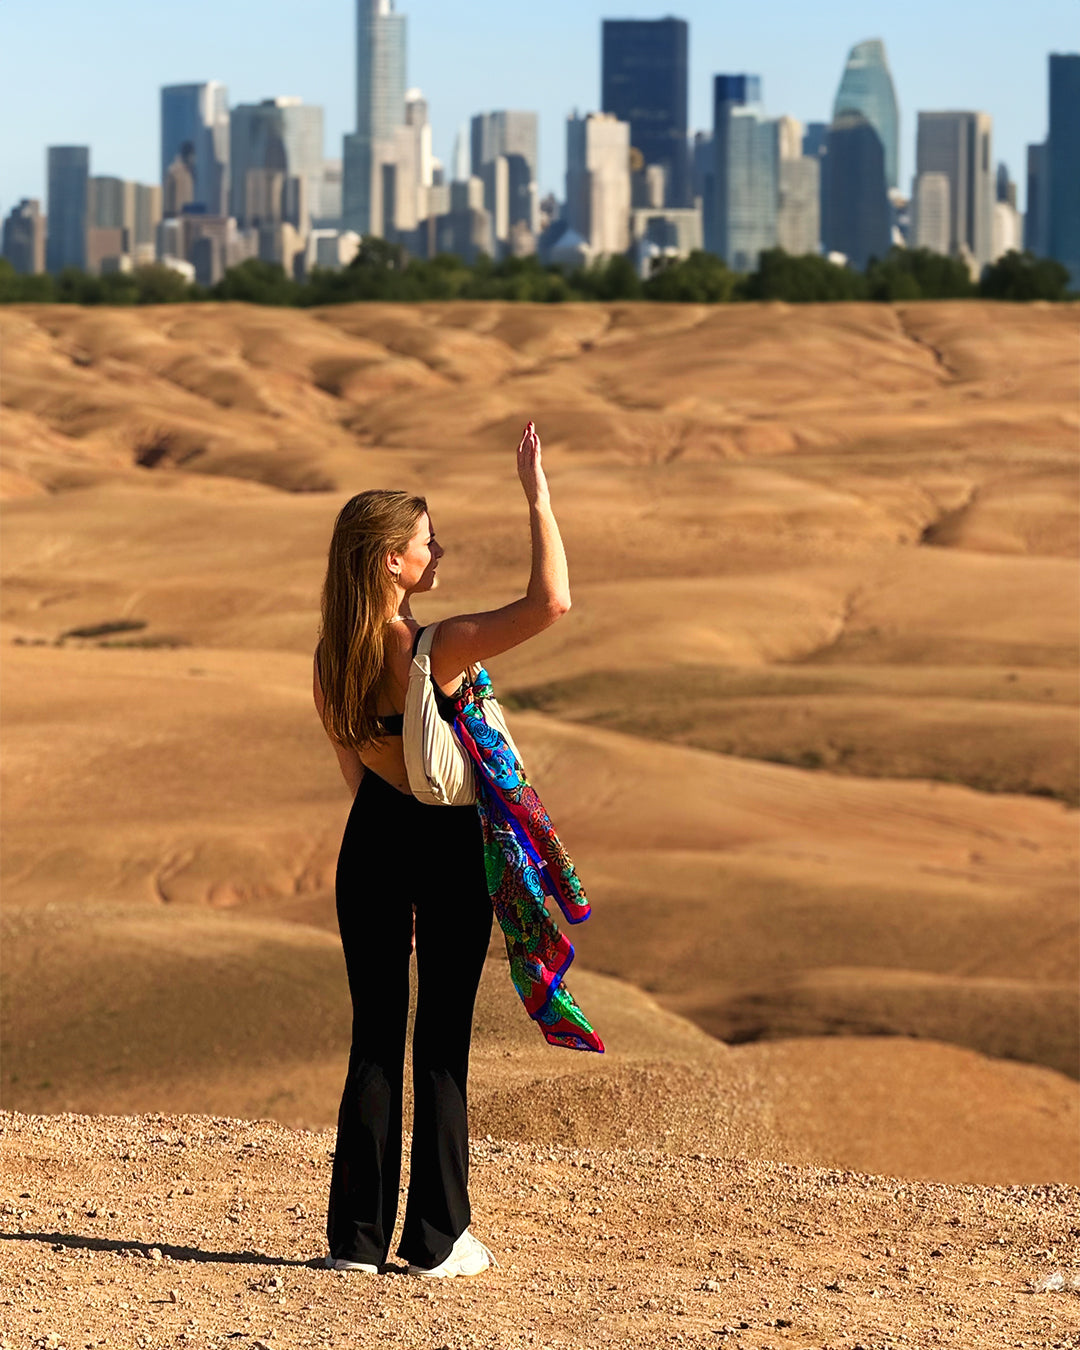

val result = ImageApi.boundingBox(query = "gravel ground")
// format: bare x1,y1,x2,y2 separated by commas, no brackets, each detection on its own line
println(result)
2,1110,1078,1350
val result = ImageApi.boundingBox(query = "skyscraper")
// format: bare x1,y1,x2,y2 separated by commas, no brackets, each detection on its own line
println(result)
2,200,46,274
229,98,325,230
831,39,899,190
710,75,775,269
565,112,631,257
915,111,994,267
160,83,229,216
470,111,540,234
775,117,820,256
601,18,689,206
1047,53,1080,286
344,0,407,235
823,112,891,269
45,146,89,274
1024,142,1049,256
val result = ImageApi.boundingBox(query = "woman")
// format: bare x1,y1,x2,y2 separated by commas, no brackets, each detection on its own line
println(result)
312,422,585,1280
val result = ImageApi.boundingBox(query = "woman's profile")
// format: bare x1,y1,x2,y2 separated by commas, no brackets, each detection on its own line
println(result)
312,421,601,1280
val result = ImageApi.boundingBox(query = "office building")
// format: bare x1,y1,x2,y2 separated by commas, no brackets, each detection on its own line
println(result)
1024,142,1048,256
710,77,775,270
823,112,890,269
230,98,324,231
710,75,760,260
775,117,820,256
344,0,407,235
470,111,539,234
690,132,713,251
913,171,951,254
915,111,994,267
601,17,689,206
992,197,1023,261
832,39,899,190
434,177,493,262
2,199,46,274
46,146,90,274
312,159,343,226
565,111,631,257
160,83,229,216
1047,53,1080,285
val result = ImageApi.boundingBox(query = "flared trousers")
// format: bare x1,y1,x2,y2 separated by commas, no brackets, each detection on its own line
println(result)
326,767,493,1269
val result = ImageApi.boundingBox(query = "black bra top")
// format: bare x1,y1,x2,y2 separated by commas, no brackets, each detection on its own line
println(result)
375,625,465,737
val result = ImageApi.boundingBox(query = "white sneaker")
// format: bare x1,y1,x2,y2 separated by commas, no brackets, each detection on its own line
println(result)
406,1228,498,1279
324,1253,379,1273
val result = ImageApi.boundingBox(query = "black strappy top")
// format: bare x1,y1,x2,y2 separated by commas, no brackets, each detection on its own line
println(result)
317,627,464,739
375,625,464,737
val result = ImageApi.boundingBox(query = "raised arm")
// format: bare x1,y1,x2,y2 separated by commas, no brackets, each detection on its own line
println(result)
429,422,571,683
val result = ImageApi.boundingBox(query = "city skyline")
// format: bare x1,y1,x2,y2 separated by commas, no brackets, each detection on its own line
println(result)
0,0,1071,222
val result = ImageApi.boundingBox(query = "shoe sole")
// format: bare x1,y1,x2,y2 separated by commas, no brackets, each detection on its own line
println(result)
324,1255,379,1273
405,1261,489,1278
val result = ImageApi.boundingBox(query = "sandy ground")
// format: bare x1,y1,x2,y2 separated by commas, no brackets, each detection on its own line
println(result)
1,1110,1079,1350
1,301,1078,1344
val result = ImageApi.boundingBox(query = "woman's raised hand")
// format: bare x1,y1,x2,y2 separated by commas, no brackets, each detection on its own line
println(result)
516,420,549,506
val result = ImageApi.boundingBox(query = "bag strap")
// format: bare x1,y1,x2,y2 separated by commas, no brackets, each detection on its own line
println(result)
412,622,437,660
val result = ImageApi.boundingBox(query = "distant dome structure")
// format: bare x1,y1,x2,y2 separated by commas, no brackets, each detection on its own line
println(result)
832,38,899,191
549,227,591,270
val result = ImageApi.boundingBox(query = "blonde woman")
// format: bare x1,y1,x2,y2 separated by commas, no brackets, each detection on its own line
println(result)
313,423,600,1280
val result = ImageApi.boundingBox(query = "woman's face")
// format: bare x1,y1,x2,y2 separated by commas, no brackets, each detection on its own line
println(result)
390,512,444,592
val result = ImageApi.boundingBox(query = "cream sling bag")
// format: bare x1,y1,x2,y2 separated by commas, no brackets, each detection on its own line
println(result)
403,621,522,806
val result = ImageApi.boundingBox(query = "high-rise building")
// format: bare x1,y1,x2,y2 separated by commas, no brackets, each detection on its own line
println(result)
775,117,820,256
913,171,951,254
710,76,775,269
470,111,539,234
1047,53,1080,286
2,199,46,274
46,146,90,274
832,39,899,190
823,112,890,269
133,184,163,262
601,17,689,206
1024,142,1048,256
344,0,407,235
160,83,229,216
915,111,994,268
230,98,324,231
565,111,631,257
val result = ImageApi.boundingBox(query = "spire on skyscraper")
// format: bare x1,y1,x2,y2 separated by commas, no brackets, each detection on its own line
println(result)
832,39,899,191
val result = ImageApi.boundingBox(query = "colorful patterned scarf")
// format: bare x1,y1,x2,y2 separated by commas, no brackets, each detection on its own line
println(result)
450,666,604,1054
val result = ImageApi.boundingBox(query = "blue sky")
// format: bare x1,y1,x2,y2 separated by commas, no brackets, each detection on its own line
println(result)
1,0,1072,219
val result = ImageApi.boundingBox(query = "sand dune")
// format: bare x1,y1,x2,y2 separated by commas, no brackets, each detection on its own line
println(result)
2,300,1077,1192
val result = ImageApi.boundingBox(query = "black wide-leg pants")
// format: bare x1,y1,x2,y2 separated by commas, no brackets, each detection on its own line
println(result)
326,767,493,1270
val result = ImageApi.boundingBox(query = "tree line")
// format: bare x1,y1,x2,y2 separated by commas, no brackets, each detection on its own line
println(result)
0,243,1072,307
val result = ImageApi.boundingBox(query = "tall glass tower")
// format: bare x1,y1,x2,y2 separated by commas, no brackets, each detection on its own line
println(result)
823,113,891,269
832,39,899,191
45,146,89,274
601,18,689,206
710,75,775,267
1048,53,1080,286
160,83,229,215
345,0,407,234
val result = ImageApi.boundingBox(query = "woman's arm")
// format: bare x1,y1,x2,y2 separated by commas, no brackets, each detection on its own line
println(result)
430,423,571,682
313,652,366,796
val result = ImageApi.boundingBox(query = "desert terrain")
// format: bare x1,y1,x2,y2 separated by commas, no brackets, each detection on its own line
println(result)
1,300,1077,1345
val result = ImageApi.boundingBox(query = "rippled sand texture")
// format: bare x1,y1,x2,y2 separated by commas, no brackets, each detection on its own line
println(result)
2,300,1077,1185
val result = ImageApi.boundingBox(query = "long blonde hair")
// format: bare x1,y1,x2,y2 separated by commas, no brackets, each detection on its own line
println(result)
317,489,428,749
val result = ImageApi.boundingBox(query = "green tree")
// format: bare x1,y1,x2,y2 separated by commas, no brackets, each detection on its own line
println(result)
865,247,974,300
979,249,1070,301
642,249,737,302
0,258,56,302
740,248,867,302
211,258,299,305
